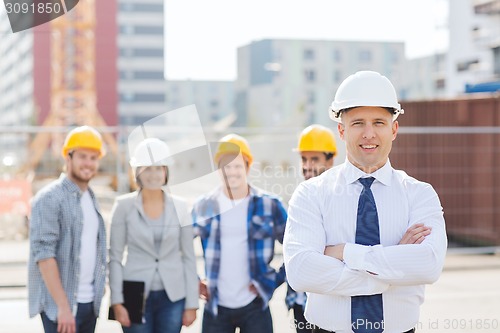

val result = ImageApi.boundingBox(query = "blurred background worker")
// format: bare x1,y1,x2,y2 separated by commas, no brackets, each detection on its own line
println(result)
192,134,288,333
28,126,107,333
286,125,337,333
109,138,198,333
296,124,337,181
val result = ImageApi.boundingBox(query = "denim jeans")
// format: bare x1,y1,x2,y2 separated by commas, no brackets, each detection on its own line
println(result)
123,290,185,333
202,297,273,333
41,302,96,333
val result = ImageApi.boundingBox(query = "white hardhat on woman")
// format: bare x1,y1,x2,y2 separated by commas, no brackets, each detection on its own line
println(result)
130,138,173,187
130,138,173,167
329,71,404,122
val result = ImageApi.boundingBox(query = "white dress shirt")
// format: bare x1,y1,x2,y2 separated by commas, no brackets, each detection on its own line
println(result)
283,159,447,333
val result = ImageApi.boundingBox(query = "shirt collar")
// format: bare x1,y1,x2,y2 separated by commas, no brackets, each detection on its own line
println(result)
60,173,83,195
343,158,392,186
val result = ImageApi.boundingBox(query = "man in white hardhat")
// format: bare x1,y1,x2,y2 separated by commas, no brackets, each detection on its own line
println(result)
284,71,447,333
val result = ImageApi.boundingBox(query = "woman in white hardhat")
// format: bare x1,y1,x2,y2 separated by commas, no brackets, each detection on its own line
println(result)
109,138,198,333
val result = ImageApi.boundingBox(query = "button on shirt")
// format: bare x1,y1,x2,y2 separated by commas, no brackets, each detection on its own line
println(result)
283,160,447,333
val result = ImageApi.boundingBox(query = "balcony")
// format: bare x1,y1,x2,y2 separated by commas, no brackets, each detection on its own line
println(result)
474,0,500,14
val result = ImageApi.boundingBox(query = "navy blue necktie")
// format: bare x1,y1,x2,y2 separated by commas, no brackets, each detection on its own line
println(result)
351,177,384,333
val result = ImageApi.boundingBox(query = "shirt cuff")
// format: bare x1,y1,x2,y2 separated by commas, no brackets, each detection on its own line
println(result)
343,243,371,271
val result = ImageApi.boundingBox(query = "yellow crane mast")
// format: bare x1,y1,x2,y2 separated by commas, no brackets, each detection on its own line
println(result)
23,0,117,175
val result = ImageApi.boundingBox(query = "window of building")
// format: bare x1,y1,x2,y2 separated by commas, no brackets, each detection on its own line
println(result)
119,25,134,34
119,4,163,12
333,70,343,83
120,93,165,103
134,48,164,57
359,50,372,62
210,99,219,108
391,50,399,64
332,49,342,61
304,49,315,60
134,26,164,35
134,71,164,80
307,91,316,104
456,59,479,72
304,69,316,82
493,46,500,76
119,48,163,58
435,78,445,89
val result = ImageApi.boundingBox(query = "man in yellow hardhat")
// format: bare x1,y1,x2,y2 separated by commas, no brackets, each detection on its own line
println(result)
192,134,288,333
296,124,337,181
28,126,108,333
287,124,337,333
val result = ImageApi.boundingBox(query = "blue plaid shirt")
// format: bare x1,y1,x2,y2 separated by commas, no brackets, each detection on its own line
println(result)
192,185,287,315
28,174,107,321
286,284,307,310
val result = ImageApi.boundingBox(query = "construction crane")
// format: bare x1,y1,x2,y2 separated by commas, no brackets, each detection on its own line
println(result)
21,0,117,175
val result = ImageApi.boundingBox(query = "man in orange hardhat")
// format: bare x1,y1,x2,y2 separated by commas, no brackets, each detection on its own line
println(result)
28,126,108,333
192,134,287,333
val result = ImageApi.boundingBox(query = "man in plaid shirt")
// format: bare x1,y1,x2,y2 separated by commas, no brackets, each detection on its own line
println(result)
192,134,287,333
28,126,107,333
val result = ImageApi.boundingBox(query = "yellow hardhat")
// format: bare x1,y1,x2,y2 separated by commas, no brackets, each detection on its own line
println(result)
61,126,105,158
214,134,253,166
296,124,337,155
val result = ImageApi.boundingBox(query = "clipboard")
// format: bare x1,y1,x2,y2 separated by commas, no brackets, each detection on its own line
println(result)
108,280,146,324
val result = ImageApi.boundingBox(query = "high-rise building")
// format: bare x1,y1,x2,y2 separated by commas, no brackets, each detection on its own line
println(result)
236,39,406,127
117,0,167,125
0,16,35,127
165,80,235,126
405,53,448,100
0,2,118,128
446,0,500,95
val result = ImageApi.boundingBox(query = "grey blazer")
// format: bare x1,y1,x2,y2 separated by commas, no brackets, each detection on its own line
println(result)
109,190,198,309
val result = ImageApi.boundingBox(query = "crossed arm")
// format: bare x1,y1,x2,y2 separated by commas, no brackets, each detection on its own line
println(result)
283,183,447,296
325,223,432,263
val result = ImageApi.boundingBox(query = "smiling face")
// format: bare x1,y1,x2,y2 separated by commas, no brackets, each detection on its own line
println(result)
218,153,249,194
300,151,334,180
338,106,398,174
136,166,168,190
65,148,100,190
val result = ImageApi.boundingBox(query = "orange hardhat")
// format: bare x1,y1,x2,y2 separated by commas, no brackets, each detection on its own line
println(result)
214,134,253,166
61,126,105,158
296,124,337,155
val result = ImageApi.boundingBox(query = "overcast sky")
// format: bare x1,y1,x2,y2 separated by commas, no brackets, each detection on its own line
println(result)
164,0,449,80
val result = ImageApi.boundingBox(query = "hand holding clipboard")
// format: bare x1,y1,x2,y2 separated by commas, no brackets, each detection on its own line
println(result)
108,281,145,324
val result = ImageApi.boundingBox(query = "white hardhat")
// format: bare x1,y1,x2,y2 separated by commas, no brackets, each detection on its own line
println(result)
329,71,404,122
129,138,173,167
